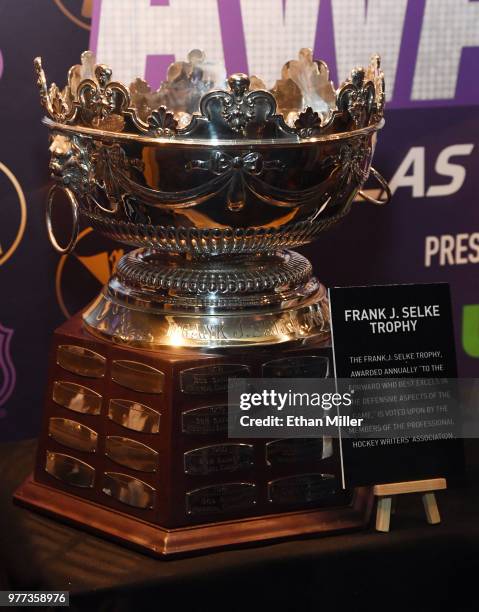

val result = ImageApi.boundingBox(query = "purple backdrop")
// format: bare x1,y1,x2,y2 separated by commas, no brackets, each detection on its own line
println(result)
0,0,478,442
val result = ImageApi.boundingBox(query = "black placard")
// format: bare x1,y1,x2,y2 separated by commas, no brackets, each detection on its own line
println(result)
329,283,464,487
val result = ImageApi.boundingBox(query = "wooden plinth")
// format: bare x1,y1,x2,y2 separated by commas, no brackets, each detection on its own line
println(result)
14,312,374,557
14,476,373,557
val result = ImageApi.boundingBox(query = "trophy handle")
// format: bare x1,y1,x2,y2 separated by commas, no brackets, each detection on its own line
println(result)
46,184,79,254
358,167,391,205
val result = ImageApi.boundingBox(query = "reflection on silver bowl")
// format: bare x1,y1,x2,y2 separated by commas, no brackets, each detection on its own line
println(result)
36,49,390,348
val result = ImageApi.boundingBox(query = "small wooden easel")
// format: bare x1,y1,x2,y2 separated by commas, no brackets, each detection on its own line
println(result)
374,478,447,532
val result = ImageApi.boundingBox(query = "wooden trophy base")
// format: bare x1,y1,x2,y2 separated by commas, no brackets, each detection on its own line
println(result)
14,312,373,557
15,476,372,557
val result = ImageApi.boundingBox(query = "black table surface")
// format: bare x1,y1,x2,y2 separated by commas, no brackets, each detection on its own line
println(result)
1,439,479,612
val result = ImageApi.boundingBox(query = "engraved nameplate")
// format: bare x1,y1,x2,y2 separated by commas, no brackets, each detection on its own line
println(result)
184,443,254,475
57,345,106,378
108,399,160,434
111,360,164,394
180,364,250,395
102,472,155,509
262,356,329,378
52,381,102,415
105,436,158,472
186,482,256,516
48,418,98,453
182,405,228,434
266,438,325,466
268,473,336,504
45,451,95,488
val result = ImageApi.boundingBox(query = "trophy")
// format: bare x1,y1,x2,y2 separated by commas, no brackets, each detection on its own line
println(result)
15,49,390,556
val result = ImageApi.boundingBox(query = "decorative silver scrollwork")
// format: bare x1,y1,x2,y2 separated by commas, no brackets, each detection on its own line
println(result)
157,48,223,115
337,67,375,128
34,57,74,123
146,106,178,137
49,133,93,195
187,150,285,211
48,132,144,216
199,72,279,137
366,54,385,125
294,107,323,138
37,49,389,267
76,64,129,132
35,49,385,141
187,151,284,175
274,48,336,127
335,137,371,185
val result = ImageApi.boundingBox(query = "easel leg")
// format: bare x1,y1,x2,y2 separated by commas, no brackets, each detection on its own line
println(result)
422,492,441,524
376,496,392,532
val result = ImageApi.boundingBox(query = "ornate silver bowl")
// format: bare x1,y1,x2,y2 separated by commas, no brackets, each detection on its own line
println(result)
35,49,390,349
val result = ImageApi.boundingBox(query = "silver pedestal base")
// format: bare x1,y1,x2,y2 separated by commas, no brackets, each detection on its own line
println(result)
83,249,330,349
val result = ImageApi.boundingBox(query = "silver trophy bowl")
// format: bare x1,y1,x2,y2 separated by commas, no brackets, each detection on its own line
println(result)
36,49,390,349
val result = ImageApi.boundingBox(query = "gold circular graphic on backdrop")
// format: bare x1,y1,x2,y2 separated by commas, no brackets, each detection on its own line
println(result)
52,0,92,31
56,227,124,318
0,162,27,267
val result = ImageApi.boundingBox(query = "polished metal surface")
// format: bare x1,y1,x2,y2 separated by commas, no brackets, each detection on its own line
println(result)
186,482,256,516
182,405,228,434
262,355,330,377
102,472,156,509
108,398,160,434
183,443,254,475
36,49,390,349
35,48,384,141
180,364,251,393
265,438,332,466
105,436,158,472
45,451,95,488
267,473,336,504
47,184,79,254
83,250,330,348
48,417,98,453
56,344,106,377
52,380,102,415
110,359,165,393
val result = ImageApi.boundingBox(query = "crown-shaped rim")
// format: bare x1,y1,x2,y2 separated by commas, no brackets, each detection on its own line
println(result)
35,48,385,144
